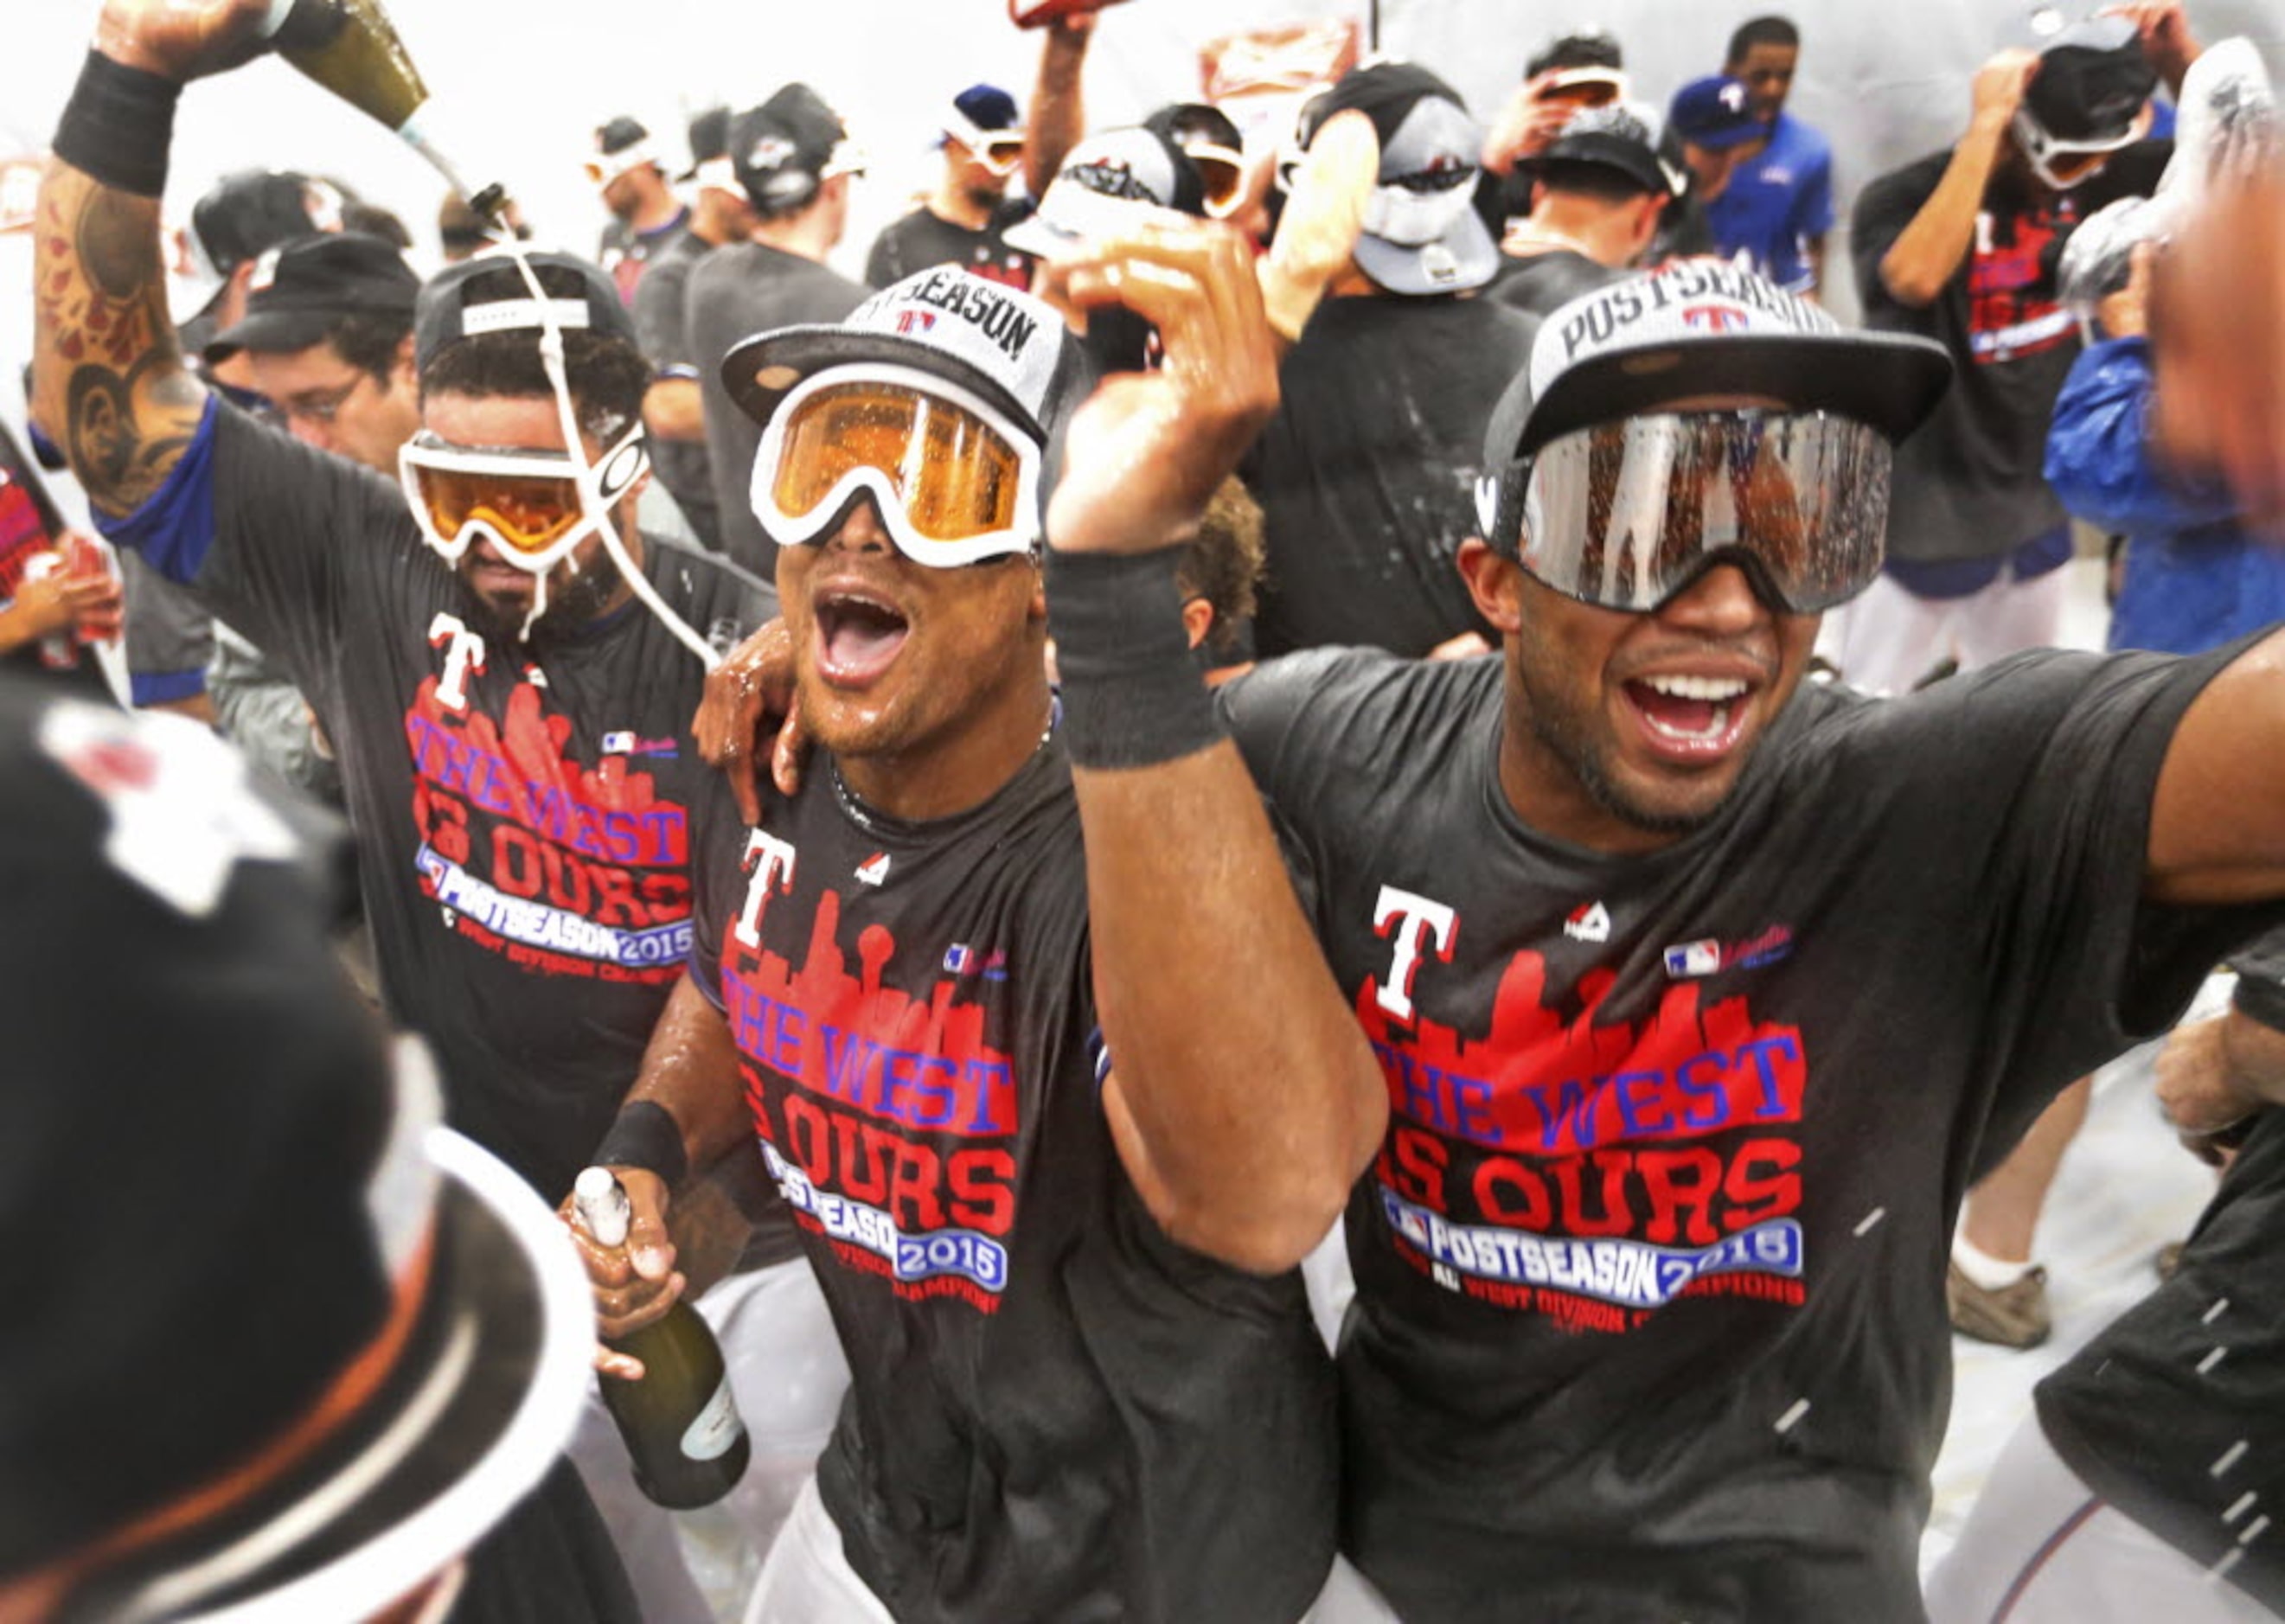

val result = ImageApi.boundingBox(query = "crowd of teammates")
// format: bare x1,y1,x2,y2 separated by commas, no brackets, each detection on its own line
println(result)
10,0,2285,1620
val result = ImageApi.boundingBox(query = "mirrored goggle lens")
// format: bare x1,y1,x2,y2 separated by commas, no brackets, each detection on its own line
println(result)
770,383,1024,549
411,461,586,556
1517,412,1892,613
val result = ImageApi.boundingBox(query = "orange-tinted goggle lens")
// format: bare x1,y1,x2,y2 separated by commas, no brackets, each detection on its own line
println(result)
1195,151,1245,212
414,464,586,555
771,384,1021,543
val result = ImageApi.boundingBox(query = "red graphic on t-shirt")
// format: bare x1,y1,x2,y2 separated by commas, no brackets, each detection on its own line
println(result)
721,888,1022,1311
1966,204,2077,365
1359,950,1806,1155
1362,949,1810,1330
404,677,693,981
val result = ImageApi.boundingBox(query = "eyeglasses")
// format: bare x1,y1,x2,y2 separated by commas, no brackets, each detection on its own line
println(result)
1488,410,1893,614
399,427,650,573
750,364,1040,567
275,373,368,428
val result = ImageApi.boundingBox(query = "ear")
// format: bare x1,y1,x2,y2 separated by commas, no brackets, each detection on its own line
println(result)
1456,537,1524,636
1180,594,1215,652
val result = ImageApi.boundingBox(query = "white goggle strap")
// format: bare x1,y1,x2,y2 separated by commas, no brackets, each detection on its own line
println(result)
500,246,722,669
748,364,1041,567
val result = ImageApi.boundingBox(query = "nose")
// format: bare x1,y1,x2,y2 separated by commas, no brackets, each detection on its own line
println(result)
1655,560,1770,635
822,495,894,555
286,413,335,453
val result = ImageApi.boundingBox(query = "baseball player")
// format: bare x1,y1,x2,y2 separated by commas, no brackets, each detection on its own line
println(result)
576,264,1363,1623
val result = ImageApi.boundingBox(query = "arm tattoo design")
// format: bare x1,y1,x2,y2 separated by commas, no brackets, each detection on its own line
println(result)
33,163,208,518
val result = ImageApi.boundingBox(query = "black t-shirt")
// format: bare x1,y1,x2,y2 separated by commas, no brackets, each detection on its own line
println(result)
863,201,1037,292
686,243,870,579
688,742,1339,1624
629,229,724,553
1219,643,2268,1622
1853,144,2169,564
117,402,780,1202
1243,294,1533,658
2036,927,2285,1613
1490,250,1629,318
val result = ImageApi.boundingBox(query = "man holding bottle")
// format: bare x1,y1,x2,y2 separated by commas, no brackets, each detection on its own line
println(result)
33,0,846,1614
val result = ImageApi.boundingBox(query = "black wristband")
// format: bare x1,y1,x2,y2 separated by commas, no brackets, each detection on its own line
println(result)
592,1101,689,1192
52,51,182,199
1046,546,1226,770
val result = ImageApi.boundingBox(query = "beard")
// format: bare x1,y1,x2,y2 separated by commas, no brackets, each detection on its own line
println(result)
453,549,624,644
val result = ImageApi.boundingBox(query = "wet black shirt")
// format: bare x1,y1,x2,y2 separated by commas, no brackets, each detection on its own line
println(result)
2038,928,2285,1612
689,740,1339,1623
1243,294,1533,658
1220,642,2268,1622
105,400,781,1203
864,201,1037,292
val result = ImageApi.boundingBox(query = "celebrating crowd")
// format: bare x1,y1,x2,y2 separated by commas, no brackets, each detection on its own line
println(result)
7,0,2285,1621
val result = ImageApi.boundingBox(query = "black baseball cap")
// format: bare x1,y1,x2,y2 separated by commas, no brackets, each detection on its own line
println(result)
1535,103,1676,197
174,169,344,323
1483,259,1952,475
680,105,733,182
207,232,419,362
733,84,861,215
0,676,591,1620
2024,16,2159,144
413,247,639,374
1306,61,1499,295
723,266,1089,452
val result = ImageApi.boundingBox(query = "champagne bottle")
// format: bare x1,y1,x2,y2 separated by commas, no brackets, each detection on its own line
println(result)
258,0,508,221
573,1167,752,1510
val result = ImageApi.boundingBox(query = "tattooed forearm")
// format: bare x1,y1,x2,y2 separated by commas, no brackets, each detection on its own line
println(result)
33,158,207,519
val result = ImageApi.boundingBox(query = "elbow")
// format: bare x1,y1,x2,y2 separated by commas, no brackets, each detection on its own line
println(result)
1878,260,1940,310
1155,1174,1355,1278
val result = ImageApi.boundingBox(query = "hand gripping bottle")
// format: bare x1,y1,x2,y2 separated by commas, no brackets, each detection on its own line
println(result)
573,1167,752,1509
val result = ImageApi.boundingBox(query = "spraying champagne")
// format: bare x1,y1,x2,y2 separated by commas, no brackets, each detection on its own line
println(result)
257,0,509,220
572,1167,752,1510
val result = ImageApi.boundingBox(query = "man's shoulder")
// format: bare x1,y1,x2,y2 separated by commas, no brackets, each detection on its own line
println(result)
1769,112,1833,167
1225,648,1500,773
638,531,775,617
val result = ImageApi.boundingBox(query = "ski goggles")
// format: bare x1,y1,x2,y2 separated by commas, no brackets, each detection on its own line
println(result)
750,363,1041,566
1180,141,1248,218
1497,410,1893,614
400,427,650,574
947,118,1028,177
2012,105,2149,191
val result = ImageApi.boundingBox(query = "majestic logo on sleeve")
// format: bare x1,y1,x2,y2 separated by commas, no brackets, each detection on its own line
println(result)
405,673,691,983
1362,943,1808,1336
720,886,1020,1314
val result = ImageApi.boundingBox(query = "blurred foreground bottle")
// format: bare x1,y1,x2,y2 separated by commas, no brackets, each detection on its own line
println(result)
259,0,509,221
572,1167,752,1509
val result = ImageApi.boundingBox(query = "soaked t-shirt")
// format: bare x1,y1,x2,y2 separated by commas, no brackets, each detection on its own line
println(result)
100,399,784,1204
1220,642,2269,1621
1243,294,1533,658
689,741,1340,1623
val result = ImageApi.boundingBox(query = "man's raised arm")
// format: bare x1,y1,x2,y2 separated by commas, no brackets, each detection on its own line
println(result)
32,2,271,516
1039,220,1386,1276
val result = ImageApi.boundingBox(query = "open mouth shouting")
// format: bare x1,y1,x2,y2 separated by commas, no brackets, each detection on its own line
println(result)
1622,671,1758,763
811,580,913,688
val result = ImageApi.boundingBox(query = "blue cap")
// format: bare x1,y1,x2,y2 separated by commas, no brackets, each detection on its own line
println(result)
1668,75,1764,150
951,83,1021,134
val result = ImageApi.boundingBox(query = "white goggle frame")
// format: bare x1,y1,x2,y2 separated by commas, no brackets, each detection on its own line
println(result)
399,426,650,578
749,361,1042,568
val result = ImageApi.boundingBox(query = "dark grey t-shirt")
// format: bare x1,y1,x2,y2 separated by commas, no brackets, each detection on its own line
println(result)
685,243,869,578
1219,642,2268,1622
630,229,723,553
688,742,1339,1623
1242,293,1533,659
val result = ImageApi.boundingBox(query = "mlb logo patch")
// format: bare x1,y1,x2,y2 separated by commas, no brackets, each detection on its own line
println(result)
944,943,976,975
601,731,635,755
1664,939,1722,979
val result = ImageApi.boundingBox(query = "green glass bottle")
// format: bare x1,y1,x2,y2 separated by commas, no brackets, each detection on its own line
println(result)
572,1168,753,1510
